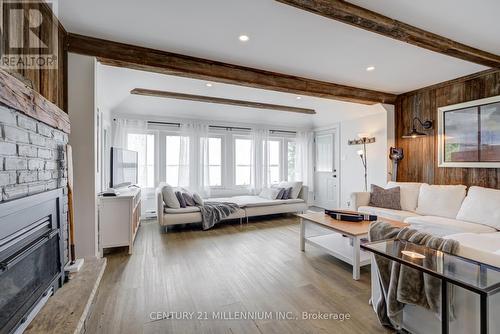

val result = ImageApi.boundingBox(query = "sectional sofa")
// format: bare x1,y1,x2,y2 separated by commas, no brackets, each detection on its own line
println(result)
156,183,308,230
351,182,500,334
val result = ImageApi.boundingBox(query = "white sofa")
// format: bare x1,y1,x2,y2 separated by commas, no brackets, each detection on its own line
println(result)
351,182,500,259
156,186,308,229
351,182,500,334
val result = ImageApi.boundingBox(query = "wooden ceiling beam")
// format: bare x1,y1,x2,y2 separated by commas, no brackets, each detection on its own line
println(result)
131,88,316,114
66,33,396,105
275,0,500,68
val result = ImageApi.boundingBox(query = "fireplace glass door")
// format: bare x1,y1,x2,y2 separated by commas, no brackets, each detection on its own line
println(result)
0,232,60,333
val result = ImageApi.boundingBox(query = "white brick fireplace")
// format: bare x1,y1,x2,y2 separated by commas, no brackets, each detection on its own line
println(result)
0,104,69,263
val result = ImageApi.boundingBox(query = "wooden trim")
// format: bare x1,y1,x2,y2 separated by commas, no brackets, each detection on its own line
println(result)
66,33,396,105
0,68,70,133
131,88,316,114
275,0,500,68
39,0,67,35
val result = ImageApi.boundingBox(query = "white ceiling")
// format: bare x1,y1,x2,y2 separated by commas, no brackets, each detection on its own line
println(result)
64,0,498,128
96,64,383,129
349,0,500,55
59,0,492,95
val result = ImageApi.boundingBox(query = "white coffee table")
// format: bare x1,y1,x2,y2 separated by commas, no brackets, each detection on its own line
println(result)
297,211,407,280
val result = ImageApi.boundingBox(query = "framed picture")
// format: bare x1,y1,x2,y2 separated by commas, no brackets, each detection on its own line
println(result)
438,95,500,168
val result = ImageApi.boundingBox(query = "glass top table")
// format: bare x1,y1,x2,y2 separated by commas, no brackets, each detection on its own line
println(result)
362,239,500,334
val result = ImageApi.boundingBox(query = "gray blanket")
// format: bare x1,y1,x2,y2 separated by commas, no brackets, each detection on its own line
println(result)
369,221,459,330
198,202,239,230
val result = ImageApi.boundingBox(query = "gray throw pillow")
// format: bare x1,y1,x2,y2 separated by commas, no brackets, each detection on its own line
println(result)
276,188,286,200
175,191,187,208
162,184,180,209
182,192,196,206
283,187,293,199
369,184,401,210
192,192,204,206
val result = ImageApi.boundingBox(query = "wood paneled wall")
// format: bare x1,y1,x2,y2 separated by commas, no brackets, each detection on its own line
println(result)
1,1,67,111
395,69,500,188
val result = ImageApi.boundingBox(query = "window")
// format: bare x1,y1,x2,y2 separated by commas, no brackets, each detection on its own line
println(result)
315,134,333,172
480,102,500,162
268,140,281,184
439,97,500,167
165,135,189,186
208,137,222,187
442,103,500,163
287,141,296,181
127,133,154,188
133,128,298,191
235,138,252,186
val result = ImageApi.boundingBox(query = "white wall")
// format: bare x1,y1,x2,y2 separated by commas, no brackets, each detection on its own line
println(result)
68,53,98,258
96,63,113,192
338,104,393,209
382,104,396,180
99,108,113,193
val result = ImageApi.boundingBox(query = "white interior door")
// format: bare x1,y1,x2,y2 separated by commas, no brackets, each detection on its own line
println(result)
314,131,339,209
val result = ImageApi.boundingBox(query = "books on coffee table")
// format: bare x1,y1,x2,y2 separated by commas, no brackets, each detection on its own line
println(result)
324,209,377,223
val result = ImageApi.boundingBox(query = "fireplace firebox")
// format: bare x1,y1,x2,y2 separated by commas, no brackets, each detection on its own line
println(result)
0,189,65,334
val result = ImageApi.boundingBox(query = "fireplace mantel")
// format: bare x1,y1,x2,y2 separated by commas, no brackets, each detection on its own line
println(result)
0,68,70,134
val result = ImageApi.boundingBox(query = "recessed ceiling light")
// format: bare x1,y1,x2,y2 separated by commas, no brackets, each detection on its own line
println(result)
239,35,250,42
366,66,376,72
205,83,213,87
296,96,302,100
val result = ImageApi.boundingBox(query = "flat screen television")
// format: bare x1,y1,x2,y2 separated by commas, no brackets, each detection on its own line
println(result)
110,147,138,188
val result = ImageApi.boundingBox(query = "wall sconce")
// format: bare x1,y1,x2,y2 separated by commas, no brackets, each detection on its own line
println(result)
349,134,376,191
348,134,376,145
402,117,433,138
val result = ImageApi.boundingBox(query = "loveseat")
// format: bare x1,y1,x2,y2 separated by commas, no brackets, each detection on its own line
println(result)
351,182,500,334
156,183,308,230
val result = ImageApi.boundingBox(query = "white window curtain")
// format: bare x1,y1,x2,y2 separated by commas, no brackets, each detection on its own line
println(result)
178,128,190,188
250,127,270,194
180,121,211,197
112,119,154,188
112,118,148,148
295,131,314,194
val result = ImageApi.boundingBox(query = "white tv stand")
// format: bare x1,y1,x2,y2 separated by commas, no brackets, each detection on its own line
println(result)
98,187,141,255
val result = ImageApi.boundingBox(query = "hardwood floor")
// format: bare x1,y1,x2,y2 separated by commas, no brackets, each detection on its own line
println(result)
87,216,391,334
